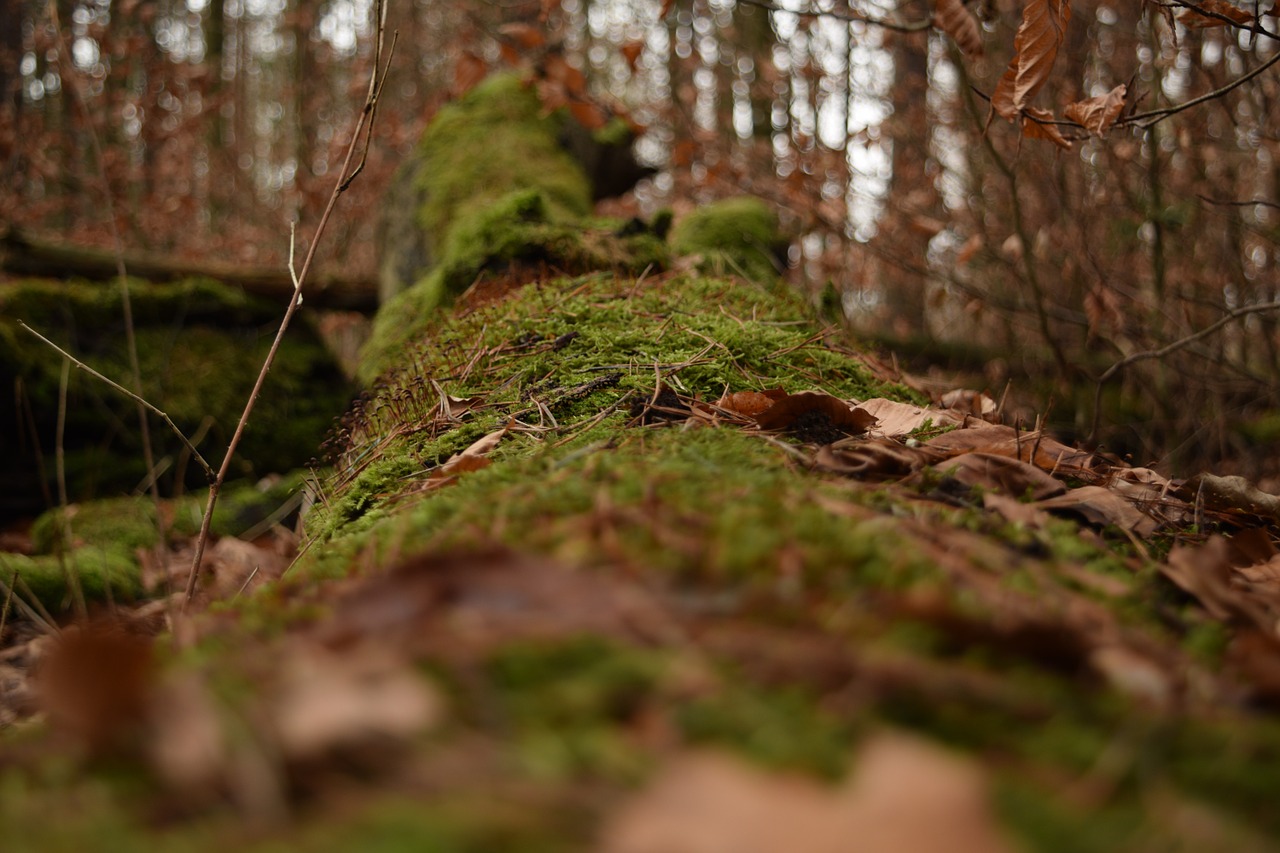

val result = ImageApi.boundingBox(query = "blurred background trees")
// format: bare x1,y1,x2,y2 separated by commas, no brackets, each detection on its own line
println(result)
4,0,1279,476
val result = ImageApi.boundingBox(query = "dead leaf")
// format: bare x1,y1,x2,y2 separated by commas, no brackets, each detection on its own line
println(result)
1064,84,1127,135
934,0,984,56
955,234,984,266
1163,536,1270,627
37,621,156,754
271,643,441,762
620,39,646,73
498,22,546,49
991,0,1073,121
939,388,998,420
324,549,671,659
1021,106,1073,149
754,391,878,443
1035,485,1159,537
857,397,965,437
941,452,1067,501
568,99,609,130
544,53,588,97
453,52,488,97
815,437,944,479
1176,0,1254,28
716,388,787,418
601,734,1017,853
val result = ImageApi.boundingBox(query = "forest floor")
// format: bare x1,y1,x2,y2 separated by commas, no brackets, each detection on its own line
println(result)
5,270,1280,851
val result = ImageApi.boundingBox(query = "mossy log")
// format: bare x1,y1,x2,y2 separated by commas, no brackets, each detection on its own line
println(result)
0,228,378,312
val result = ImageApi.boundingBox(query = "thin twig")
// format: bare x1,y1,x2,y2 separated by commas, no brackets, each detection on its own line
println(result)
18,322,214,479
54,358,87,620
1090,298,1280,442
183,0,396,604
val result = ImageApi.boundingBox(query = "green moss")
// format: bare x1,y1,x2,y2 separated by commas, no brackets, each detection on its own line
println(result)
416,75,592,251
0,277,351,512
0,549,144,611
669,196,789,283
485,637,662,780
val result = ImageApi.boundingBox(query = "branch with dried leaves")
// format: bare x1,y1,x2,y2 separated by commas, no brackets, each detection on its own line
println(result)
183,0,398,605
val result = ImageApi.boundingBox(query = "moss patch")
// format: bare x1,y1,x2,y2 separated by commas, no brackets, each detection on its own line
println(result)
0,278,352,516
670,196,789,284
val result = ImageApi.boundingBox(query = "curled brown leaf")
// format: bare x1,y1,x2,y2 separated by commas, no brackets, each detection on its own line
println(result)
1063,84,1127,136
991,0,1073,121
934,0,984,55
1021,107,1072,149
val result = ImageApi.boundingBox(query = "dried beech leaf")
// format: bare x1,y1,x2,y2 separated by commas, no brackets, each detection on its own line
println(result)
453,52,488,96
498,22,546,49
716,388,786,417
602,735,1017,853
754,392,878,442
1021,107,1072,149
955,233,984,266
856,397,965,437
1035,485,1158,537
934,0,984,55
991,0,1072,121
568,99,608,130
620,39,646,72
544,53,588,96
941,452,1067,501
1176,0,1254,27
1063,84,1127,135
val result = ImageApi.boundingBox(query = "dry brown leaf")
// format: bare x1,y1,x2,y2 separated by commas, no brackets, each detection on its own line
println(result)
271,644,441,761
620,39,646,73
925,423,1096,473
955,233,984,266
568,99,608,130
1021,106,1073,149
1176,0,1254,28
544,53,588,96
498,22,546,49
601,734,1016,853
1164,536,1272,628
991,0,1073,121
1035,485,1159,537
453,52,488,97
942,452,1067,501
934,0,984,55
1063,84,1127,135
815,437,944,479
325,550,670,658
37,622,156,754
716,388,786,418
857,397,966,437
754,391,878,442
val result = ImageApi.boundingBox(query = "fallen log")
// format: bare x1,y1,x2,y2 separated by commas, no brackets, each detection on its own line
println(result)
0,227,379,313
